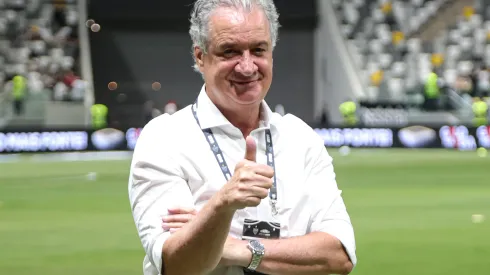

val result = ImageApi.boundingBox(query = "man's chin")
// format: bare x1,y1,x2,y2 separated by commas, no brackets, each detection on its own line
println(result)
231,87,263,104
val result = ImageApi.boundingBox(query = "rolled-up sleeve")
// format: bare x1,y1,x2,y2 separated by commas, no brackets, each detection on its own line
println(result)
128,117,195,273
306,137,357,267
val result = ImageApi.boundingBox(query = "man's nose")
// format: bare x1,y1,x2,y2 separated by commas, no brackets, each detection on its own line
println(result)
235,51,257,76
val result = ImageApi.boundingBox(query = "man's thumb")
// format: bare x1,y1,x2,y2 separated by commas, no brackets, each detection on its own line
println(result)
244,136,257,162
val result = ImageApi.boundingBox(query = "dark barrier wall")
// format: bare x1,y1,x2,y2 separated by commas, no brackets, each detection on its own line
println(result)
88,0,317,30
90,30,315,126
1,125,489,153
88,0,318,127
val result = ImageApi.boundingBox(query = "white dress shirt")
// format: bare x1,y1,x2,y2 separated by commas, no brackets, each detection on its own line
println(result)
129,86,357,275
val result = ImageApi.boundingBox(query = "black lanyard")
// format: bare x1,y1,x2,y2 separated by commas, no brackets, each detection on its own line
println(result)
191,101,278,216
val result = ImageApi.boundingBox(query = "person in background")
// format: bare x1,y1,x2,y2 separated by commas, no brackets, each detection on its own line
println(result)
70,77,86,101
477,66,490,98
339,99,358,126
62,70,84,101
143,100,163,124
91,103,108,129
164,100,178,115
11,75,27,116
128,1,356,275
472,97,489,126
423,72,440,111
320,108,330,126
273,104,285,116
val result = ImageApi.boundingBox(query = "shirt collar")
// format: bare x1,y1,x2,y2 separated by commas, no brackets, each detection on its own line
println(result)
194,85,277,131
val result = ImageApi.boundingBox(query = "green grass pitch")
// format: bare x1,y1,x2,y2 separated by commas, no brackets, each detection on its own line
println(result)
0,149,489,275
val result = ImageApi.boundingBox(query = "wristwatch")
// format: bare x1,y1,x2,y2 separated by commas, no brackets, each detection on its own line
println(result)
246,239,265,271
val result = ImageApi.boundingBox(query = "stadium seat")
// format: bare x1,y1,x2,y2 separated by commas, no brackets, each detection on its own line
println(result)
389,78,406,102
458,61,474,76
379,53,393,69
407,38,422,53
333,0,490,108
366,85,380,100
369,39,384,54
61,56,74,71
443,69,458,87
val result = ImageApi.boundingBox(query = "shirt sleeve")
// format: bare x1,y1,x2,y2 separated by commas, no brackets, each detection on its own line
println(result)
306,136,357,267
128,116,195,273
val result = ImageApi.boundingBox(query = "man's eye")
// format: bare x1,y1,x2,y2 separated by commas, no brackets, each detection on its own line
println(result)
253,48,265,55
223,49,236,56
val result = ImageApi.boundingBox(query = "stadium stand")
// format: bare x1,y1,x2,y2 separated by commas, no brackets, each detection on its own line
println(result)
0,0,84,127
332,0,490,113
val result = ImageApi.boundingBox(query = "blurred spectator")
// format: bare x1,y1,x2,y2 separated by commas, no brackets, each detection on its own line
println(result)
454,75,473,100
339,99,358,126
59,69,84,101
274,104,285,116
53,79,68,101
470,68,479,97
143,100,163,124
477,66,490,97
27,70,44,94
91,103,108,129
423,72,440,111
143,100,153,123
472,97,489,126
71,77,86,101
11,75,27,115
164,100,178,115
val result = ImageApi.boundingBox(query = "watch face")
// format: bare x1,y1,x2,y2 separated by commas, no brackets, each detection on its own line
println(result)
250,240,265,252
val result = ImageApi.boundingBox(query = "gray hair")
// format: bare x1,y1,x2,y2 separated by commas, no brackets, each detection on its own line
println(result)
189,0,280,73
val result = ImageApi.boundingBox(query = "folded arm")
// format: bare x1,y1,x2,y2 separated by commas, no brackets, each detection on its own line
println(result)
227,231,352,275
224,191,355,275
129,118,234,275
224,131,357,274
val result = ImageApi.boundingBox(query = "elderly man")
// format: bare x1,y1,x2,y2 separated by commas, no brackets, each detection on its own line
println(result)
128,1,357,275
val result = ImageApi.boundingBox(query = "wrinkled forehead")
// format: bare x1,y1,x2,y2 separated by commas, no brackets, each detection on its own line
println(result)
207,6,271,46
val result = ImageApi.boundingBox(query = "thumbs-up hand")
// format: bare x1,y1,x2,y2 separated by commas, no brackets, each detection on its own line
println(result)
215,136,274,210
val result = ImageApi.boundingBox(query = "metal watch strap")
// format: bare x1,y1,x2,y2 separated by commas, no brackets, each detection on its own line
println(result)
247,241,265,271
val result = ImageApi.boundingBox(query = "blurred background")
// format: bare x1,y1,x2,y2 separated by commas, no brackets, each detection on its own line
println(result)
0,0,489,274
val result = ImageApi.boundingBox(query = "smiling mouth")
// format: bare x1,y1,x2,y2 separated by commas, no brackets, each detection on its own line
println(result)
231,80,258,85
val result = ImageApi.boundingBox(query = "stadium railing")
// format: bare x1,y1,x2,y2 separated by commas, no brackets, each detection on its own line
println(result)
77,0,95,127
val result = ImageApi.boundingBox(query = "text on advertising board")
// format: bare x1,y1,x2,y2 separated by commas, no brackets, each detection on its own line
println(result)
0,131,88,152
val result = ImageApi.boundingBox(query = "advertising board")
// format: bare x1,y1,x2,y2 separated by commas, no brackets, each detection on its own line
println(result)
1,125,489,153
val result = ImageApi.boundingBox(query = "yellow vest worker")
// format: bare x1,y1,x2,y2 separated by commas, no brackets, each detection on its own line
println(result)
472,100,488,126
12,75,27,115
12,75,27,100
339,101,358,126
425,72,440,99
91,104,108,129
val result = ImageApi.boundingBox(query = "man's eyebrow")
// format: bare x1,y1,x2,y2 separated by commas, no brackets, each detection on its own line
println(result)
217,42,236,50
217,41,270,50
253,41,270,48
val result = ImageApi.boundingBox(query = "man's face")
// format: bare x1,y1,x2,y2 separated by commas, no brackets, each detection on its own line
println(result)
195,6,273,108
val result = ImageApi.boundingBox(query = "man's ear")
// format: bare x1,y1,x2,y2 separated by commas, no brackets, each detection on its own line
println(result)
194,46,205,73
